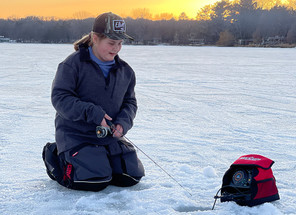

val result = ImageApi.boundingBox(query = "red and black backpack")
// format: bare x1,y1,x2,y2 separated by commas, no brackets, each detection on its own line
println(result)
213,154,280,208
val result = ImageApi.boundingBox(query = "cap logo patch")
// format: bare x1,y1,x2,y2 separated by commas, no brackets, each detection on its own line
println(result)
113,20,126,32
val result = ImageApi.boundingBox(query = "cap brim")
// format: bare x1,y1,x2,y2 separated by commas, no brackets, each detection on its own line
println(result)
104,32,134,41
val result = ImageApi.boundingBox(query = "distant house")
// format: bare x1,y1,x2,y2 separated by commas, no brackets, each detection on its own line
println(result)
148,37,162,45
0,36,11,43
238,39,254,46
189,38,205,46
262,36,285,45
188,33,205,46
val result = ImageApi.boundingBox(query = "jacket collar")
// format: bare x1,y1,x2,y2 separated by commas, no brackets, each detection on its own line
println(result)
79,44,91,62
79,44,122,67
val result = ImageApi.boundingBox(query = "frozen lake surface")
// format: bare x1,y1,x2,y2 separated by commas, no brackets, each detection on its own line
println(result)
0,43,295,214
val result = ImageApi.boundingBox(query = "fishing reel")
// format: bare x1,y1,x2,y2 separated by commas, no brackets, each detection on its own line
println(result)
96,120,114,138
96,126,112,138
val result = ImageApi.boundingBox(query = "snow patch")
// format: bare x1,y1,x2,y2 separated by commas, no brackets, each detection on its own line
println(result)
203,166,217,178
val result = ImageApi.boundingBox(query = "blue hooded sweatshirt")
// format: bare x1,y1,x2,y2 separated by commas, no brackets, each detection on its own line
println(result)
51,44,137,153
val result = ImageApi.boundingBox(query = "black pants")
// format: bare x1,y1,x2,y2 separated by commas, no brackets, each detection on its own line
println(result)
43,141,144,191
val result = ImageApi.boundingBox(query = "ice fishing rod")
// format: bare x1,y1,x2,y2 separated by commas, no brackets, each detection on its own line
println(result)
96,121,193,197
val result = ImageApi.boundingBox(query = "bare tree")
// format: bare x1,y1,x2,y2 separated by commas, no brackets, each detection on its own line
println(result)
131,8,153,20
72,11,93,20
217,30,236,46
287,22,296,43
179,12,189,20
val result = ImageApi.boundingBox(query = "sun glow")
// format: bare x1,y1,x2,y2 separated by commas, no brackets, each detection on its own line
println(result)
1,0,294,20
0,0,219,20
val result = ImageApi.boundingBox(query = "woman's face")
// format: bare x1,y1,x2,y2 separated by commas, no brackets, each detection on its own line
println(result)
92,35,123,62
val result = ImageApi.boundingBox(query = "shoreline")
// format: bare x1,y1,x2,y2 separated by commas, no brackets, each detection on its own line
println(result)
1,41,296,48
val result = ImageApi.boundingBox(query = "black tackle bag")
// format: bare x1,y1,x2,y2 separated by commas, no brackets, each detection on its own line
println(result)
214,154,280,208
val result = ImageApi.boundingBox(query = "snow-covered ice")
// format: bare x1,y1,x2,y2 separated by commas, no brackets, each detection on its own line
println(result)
0,43,295,215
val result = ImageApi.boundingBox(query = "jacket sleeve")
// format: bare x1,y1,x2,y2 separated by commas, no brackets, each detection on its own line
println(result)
51,62,105,125
113,71,137,135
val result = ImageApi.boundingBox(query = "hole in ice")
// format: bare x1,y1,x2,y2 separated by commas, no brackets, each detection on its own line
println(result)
174,205,210,212
160,182,174,188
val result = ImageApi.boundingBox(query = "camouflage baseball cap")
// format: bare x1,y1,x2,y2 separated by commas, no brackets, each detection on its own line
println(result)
92,12,134,41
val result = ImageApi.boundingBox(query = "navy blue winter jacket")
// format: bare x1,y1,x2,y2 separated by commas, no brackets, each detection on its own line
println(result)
51,45,137,153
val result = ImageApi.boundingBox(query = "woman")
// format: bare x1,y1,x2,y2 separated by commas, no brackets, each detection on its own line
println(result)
43,12,144,191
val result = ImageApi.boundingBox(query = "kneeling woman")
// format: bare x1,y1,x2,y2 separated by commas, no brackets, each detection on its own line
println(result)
45,12,144,191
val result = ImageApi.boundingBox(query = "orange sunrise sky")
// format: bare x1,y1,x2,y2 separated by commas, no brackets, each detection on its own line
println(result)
1,0,220,19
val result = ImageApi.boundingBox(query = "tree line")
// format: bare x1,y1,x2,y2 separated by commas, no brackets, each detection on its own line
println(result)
0,0,296,46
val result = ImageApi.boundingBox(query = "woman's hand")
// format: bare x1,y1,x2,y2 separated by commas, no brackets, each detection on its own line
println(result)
113,124,123,138
100,114,123,137
100,114,112,127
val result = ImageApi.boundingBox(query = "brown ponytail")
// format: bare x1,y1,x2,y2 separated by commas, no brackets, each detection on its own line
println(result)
73,33,92,51
73,32,107,51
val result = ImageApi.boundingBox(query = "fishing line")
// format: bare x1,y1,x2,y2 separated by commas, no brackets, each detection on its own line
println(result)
108,121,194,197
